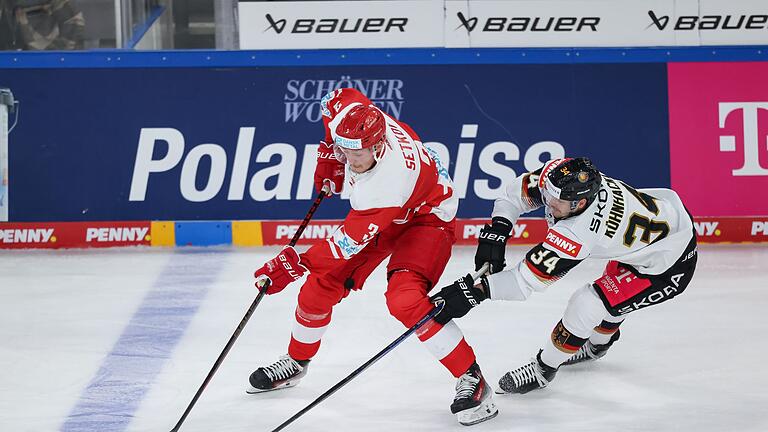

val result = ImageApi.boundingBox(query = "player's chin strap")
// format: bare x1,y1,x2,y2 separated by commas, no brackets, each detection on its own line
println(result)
269,262,490,432
372,138,387,162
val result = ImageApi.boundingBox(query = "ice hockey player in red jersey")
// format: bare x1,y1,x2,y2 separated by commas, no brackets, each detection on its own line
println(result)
432,157,697,394
248,88,498,426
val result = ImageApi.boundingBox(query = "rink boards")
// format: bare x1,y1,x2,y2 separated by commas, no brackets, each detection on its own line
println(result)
1,48,768,224
1,47,767,250
0,216,766,249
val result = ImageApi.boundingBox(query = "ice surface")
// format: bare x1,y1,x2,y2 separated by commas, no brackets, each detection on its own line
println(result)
1,245,766,432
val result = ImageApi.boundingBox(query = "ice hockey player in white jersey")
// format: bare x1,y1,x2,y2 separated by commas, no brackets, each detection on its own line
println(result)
431,157,698,394
249,88,497,426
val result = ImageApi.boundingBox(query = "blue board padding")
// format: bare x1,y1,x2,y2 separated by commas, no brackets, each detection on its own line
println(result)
174,221,232,246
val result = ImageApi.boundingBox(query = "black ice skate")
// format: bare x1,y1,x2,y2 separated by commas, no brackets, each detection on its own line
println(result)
562,330,621,366
450,363,499,426
497,350,558,394
246,354,310,394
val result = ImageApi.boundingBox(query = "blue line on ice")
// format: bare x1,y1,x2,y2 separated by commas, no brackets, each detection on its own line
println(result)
60,251,223,432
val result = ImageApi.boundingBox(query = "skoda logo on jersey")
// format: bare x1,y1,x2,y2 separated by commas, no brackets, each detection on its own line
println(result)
335,136,362,149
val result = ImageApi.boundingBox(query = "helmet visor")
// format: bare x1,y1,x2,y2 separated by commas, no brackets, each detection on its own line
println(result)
333,144,348,164
541,185,579,212
540,186,557,207
333,138,386,165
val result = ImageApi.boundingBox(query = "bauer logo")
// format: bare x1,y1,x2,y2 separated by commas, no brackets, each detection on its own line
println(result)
264,14,408,35
85,227,149,242
284,78,405,123
463,223,529,240
646,10,768,31
668,62,768,217
0,228,55,244
544,229,582,257
455,12,600,33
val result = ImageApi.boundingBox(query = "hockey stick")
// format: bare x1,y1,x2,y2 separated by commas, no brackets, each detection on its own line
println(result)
169,186,330,432
270,263,491,432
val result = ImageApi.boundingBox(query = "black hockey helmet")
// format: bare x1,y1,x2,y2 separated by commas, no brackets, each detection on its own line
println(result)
539,157,602,206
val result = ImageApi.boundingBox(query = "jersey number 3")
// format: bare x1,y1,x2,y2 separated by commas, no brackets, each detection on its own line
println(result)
621,185,670,247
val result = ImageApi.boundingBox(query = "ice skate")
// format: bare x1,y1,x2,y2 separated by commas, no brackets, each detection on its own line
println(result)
562,330,621,366
246,354,309,393
450,363,499,426
497,350,557,394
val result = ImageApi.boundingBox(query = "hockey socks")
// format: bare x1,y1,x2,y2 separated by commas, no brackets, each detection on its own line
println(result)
416,319,476,377
288,306,332,361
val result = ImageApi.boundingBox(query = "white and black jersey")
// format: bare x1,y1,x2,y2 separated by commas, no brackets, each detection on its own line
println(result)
487,161,694,302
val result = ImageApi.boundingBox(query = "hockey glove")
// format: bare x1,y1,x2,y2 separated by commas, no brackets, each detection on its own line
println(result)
314,141,345,196
474,217,513,274
431,274,489,325
254,246,307,295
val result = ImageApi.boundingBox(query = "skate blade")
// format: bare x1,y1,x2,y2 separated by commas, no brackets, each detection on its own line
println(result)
495,385,541,395
245,378,300,394
456,399,499,426
561,358,591,367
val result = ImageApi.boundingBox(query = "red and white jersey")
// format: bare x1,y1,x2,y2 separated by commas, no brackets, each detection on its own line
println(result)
487,159,694,301
300,88,457,277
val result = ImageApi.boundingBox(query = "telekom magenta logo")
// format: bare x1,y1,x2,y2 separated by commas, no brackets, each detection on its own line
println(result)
719,102,768,176
668,62,768,217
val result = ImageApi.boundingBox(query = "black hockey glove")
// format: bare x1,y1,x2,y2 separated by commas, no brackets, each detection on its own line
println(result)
431,274,489,325
474,217,513,274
